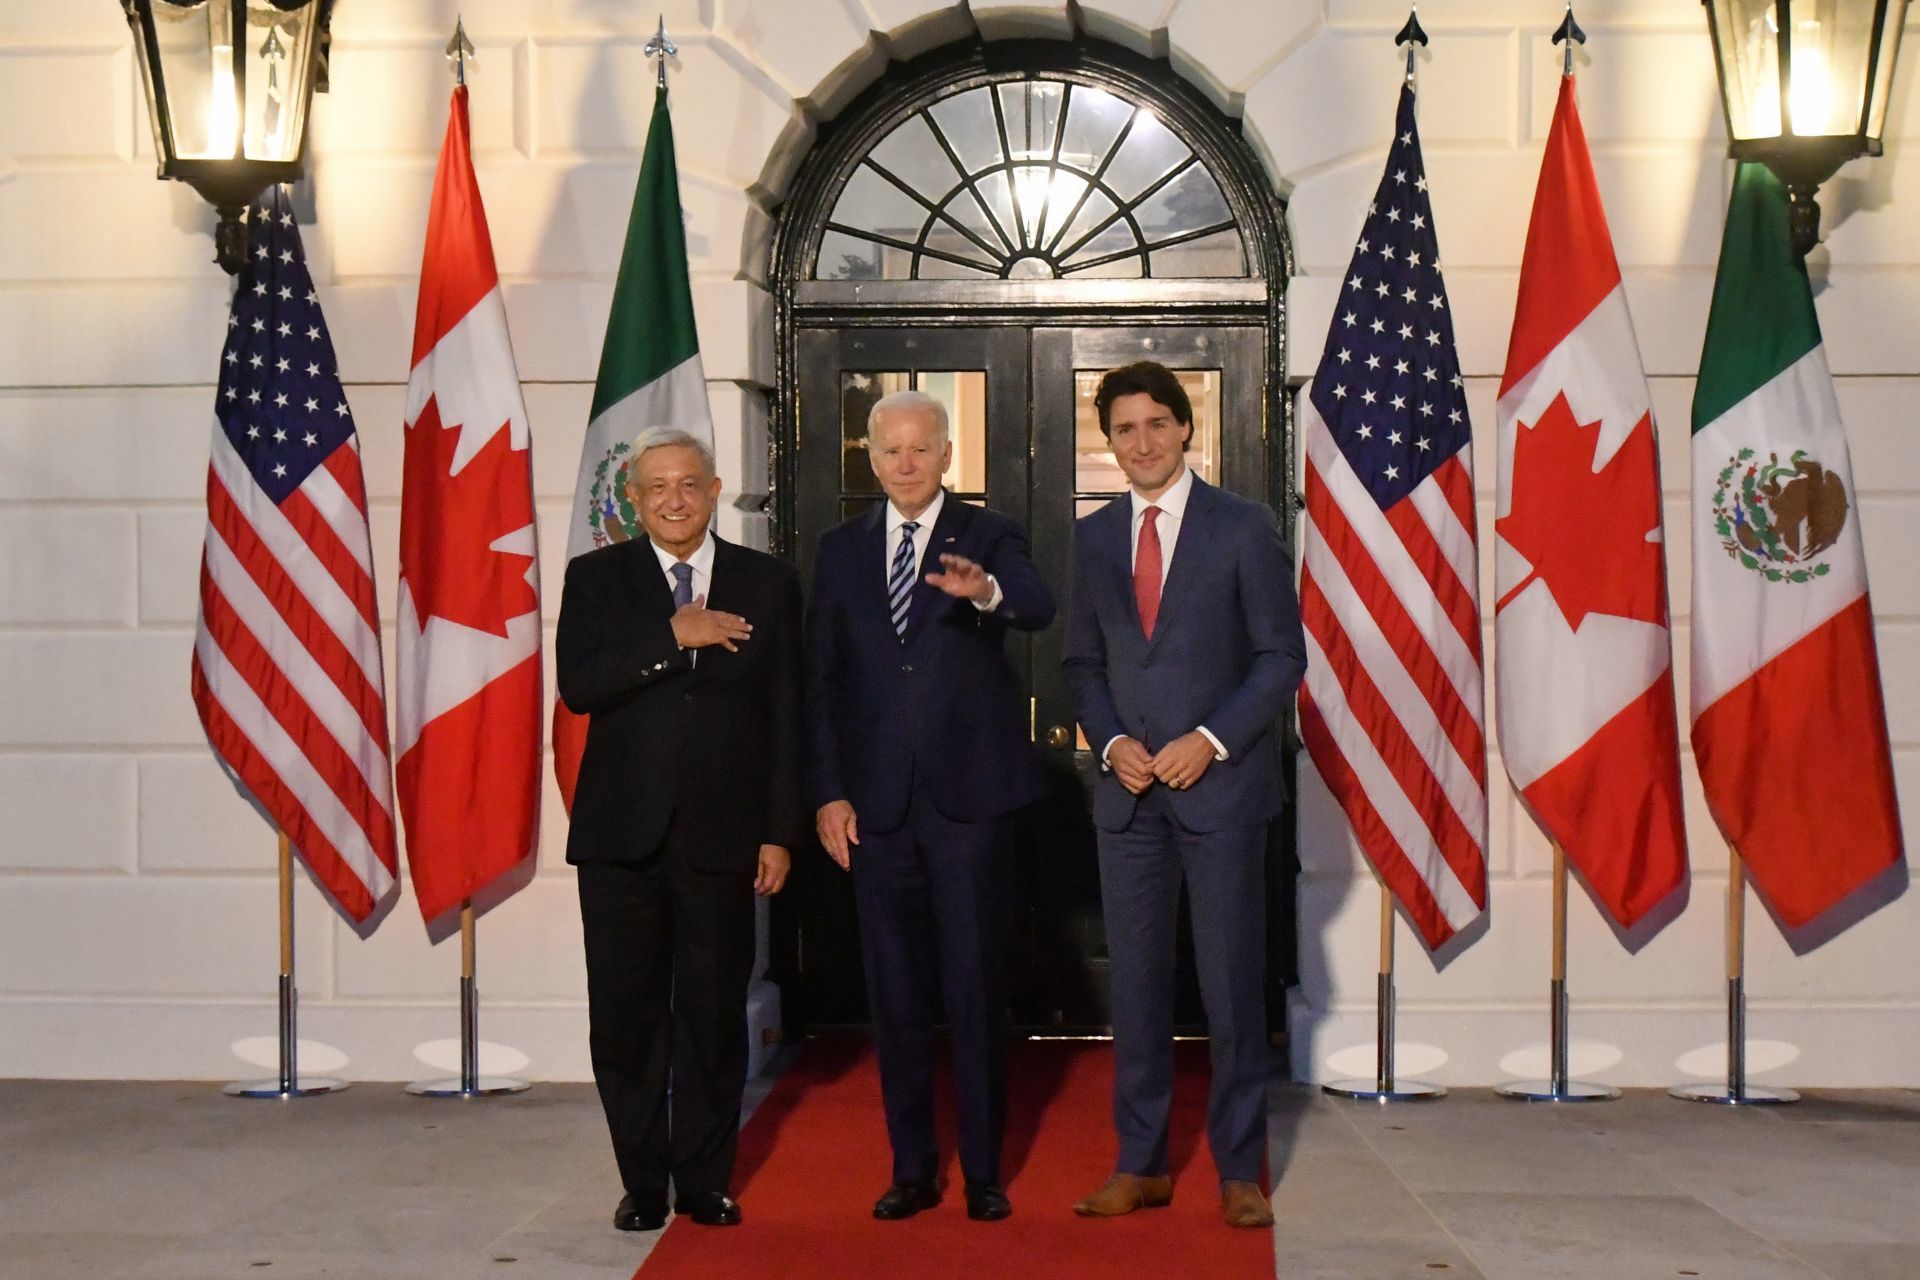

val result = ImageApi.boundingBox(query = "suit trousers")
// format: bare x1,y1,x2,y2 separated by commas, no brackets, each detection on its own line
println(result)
852,784,1011,1187
576,809,756,1201
1098,785,1270,1184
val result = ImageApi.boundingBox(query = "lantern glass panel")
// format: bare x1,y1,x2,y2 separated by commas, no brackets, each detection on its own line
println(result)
1782,0,1883,137
150,0,237,159
1863,0,1911,141
243,1,320,164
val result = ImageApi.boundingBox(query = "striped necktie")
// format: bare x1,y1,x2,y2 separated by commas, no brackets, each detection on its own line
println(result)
888,521,920,641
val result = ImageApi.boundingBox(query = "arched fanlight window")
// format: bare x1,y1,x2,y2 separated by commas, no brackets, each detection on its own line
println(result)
812,78,1248,282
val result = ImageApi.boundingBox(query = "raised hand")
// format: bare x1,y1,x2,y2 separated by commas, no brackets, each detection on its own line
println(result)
924,553,994,604
670,594,752,652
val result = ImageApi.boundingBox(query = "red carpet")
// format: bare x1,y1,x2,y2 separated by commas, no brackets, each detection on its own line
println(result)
635,1039,1272,1279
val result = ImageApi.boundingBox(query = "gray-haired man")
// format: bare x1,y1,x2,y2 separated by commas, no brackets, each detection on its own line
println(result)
806,391,1056,1222
557,427,806,1232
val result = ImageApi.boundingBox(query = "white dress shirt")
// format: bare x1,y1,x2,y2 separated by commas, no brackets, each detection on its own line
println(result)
885,488,1002,613
1103,462,1228,767
655,531,716,663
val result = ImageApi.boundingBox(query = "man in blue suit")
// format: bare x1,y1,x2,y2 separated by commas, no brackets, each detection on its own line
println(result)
807,389,1055,1223
1063,362,1306,1230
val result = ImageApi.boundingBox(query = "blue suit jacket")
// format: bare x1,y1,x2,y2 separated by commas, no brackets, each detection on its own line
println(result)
1062,475,1307,834
806,494,1057,834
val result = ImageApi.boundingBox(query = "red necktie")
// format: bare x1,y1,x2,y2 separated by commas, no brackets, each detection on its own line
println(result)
1134,506,1163,639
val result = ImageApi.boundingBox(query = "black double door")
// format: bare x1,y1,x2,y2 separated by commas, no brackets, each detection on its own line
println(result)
777,322,1292,1035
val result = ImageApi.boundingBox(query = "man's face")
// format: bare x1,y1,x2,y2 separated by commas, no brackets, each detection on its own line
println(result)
627,443,721,559
1106,390,1191,495
867,407,952,514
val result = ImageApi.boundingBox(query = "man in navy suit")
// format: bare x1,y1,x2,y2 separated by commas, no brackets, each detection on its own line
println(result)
807,389,1055,1223
1063,362,1306,1230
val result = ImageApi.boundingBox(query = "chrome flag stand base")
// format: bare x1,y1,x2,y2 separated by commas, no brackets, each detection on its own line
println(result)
408,907,530,1099
227,838,348,1099
1497,979,1619,1103
1498,849,1617,1103
1669,975,1799,1107
406,975,530,1098
225,971,348,1098
1670,860,1798,1107
1324,895,1445,1102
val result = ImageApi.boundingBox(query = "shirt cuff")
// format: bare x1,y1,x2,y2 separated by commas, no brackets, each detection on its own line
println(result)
1196,725,1229,761
969,574,1003,613
1100,735,1125,771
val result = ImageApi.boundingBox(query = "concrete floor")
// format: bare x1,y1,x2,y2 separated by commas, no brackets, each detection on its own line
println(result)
2,1066,1918,1280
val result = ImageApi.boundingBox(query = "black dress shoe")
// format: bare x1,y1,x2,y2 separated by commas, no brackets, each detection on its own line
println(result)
678,1191,742,1227
964,1182,1011,1221
613,1192,668,1232
872,1181,941,1220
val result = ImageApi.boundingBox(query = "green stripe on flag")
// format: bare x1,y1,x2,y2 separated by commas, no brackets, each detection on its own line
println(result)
1692,164,1824,435
591,83,701,422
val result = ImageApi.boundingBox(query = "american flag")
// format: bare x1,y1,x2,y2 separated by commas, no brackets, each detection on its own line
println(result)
1296,83,1488,950
190,187,398,923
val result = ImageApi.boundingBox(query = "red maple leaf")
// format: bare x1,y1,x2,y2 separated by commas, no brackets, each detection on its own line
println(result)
1495,392,1668,630
399,398,537,637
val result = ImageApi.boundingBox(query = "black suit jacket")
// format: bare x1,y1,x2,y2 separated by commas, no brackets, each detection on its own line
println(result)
556,533,807,871
805,494,1055,833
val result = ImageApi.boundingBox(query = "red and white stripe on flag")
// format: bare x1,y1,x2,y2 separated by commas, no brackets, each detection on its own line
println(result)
395,85,542,924
1492,76,1688,929
1297,82,1490,951
192,188,397,923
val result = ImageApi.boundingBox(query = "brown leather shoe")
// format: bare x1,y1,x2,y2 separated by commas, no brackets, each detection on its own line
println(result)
1072,1173,1174,1217
1220,1180,1274,1228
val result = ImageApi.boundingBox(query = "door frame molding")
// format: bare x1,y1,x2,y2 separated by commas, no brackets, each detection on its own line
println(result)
766,36,1297,557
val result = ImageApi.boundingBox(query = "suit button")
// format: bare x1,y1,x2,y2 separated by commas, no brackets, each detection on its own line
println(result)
901,664,914,673
683,693,694,704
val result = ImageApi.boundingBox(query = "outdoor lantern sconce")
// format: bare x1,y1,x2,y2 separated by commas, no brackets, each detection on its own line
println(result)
121,0,335,273
1702,0,1910,254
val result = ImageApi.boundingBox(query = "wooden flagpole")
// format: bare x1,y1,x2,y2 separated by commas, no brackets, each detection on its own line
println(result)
1323,881,1446,1102
1670,846,1798,1105
225,832,347,1098
1498,843,1618,1102
408,896,530,1097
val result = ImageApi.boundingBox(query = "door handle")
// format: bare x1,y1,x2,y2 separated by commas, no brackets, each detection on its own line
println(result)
1046,724,1071,749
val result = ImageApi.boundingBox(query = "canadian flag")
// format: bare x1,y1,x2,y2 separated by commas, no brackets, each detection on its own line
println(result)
395,85,542,924
1493,75,1688,929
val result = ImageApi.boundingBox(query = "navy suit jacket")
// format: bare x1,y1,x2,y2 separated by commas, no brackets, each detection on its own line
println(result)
1062,474,1307,834
806,494,1056,834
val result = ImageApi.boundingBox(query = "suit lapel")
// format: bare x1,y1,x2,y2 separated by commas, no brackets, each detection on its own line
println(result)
857,501,895,635
1103,495,1143,640
1145,475,1220,657
902,492,966,648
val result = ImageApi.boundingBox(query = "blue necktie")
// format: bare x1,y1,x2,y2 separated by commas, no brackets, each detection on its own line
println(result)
670,561,694,609
888,522,919,641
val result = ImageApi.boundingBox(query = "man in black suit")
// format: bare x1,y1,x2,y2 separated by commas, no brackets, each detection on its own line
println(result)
808,390,1055,1223
557,426,805,1232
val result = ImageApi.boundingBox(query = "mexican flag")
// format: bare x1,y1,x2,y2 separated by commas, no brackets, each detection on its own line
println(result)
552,81,714,810
1690,163,1904,928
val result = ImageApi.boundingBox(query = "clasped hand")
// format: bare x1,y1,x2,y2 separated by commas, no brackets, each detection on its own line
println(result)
670,594,752,652
1108,731,1217,796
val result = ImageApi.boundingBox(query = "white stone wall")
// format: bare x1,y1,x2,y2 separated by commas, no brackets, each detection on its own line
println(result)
0,0,1912,1086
